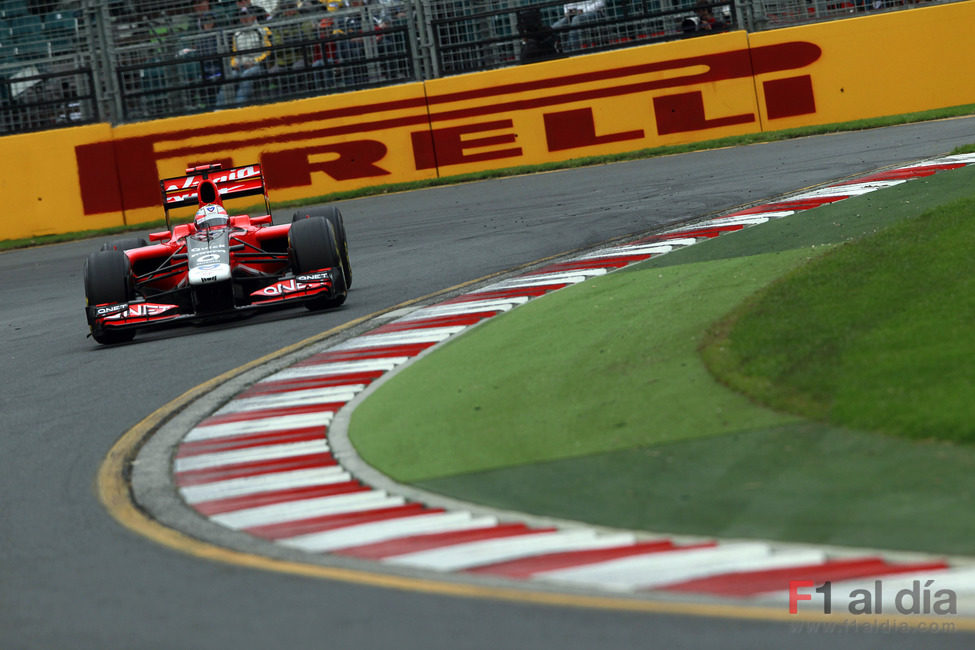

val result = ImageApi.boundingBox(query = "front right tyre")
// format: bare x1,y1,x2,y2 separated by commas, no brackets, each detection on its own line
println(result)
288,216,348,310
292,206,351,288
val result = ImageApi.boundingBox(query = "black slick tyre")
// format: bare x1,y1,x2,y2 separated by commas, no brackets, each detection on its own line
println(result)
292,206,351,288
288,216,347,310
84,249,136,344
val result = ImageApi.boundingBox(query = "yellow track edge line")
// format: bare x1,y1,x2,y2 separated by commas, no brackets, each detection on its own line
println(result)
94,270,975,631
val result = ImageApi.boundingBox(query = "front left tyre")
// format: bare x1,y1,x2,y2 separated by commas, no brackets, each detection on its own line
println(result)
84,249,136,344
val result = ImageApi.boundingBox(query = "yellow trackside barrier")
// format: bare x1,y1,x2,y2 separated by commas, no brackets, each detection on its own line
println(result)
417,31,763,175
76,82,437,229
0,123,122,240
747,3,975,128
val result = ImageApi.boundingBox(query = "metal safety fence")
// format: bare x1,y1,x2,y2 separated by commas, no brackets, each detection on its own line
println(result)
0,0,962,135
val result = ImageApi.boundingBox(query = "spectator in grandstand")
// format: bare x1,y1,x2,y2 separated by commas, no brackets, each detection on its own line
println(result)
270,0,314,69
552,0,605,52
198,0,238,28
342,0,369,85
372,0,409,81
236,0,270,21
683,1,728,35
191,0,212,28
179,10,224,108
193,11,224,106
309,2,340,87
517,7,560,63
298,0,339,10
269,0,316,94
218,6,272,106
319,0,367,88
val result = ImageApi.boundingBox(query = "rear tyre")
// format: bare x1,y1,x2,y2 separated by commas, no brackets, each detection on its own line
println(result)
84,249,136,344
292,206,351,288
100,237,148,252
288,216,347,310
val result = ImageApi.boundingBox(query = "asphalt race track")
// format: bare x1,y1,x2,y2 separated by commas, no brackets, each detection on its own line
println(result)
3,119,975,649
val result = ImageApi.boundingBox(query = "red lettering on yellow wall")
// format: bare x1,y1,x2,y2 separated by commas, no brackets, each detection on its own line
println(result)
653,91,754,135
412,120,522,170
76,137,163,214
262,141,390,188
76,141,123,214
72,41,824,215
749,42,820,76
763,75,816,120
543,108,644,152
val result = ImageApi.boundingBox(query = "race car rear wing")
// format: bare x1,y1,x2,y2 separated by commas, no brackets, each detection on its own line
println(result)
159,163,271,230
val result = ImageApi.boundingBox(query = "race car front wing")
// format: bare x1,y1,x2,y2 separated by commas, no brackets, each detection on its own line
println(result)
87,267,340,333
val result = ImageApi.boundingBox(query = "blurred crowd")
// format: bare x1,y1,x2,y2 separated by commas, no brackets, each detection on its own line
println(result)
170,0,408,107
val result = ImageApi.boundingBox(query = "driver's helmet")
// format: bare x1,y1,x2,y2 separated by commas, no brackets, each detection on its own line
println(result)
194,203,229,231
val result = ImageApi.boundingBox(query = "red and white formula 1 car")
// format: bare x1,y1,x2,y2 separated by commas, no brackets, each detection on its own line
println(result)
83,162,350,345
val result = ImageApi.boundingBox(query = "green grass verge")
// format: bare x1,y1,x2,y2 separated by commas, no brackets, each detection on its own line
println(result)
4,103,974,252
414,425,975,555
349,161,975,555
352,249,808,481
701,196,975,443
